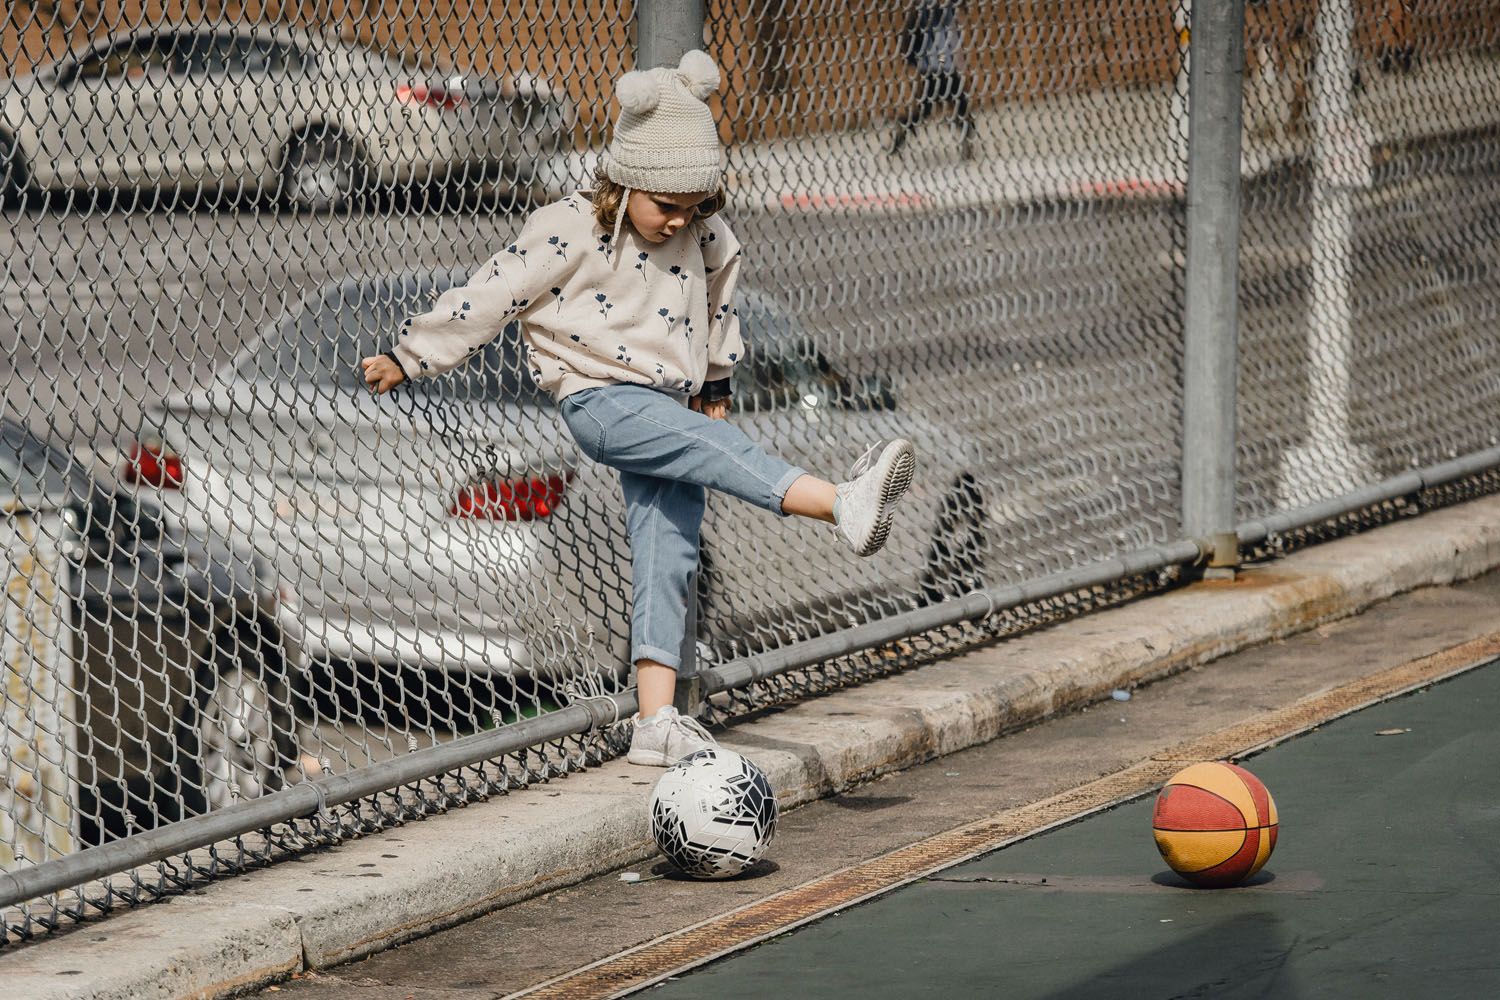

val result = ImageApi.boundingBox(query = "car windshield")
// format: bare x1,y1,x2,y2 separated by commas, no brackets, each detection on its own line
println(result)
59,31,308,86
0,424,80,502
240,272,549,406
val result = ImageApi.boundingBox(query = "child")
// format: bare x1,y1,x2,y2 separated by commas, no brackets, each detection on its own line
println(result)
361,51,916,766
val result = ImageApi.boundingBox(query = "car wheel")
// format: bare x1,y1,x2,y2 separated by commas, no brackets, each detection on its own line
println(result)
0,132,31,209
174,618,299,813
918,475,989,607
279,130,367,213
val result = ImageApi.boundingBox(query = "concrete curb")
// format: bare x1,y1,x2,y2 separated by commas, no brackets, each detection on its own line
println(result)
6,494,1500,999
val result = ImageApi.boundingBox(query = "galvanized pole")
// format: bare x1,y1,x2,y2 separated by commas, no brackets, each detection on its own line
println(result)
1179,0,1246,574
1278,0,1374,506
636,0,706,69
635,0,709,714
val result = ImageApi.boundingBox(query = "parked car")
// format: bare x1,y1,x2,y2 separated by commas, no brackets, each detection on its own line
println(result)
0,23,576,210
130,268,991,692
1,418,301,846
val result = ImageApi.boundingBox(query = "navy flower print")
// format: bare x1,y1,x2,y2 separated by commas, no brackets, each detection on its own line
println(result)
669,265,688,297
506,243,528,268
551,286,564,313
548,235,569,260
596,233,614,261
448,300,471,322
635,252,649,282
596,292,614,319
657,307,674,332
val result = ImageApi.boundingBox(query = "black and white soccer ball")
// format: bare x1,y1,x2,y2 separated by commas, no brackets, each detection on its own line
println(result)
649,747,779,880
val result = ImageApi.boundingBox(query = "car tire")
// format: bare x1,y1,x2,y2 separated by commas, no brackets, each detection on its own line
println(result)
918,475,989,607
171,616,300,815
279,129,368,213
0,131,31,209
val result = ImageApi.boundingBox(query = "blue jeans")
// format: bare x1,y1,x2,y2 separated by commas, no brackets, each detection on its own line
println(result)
559,384,808,671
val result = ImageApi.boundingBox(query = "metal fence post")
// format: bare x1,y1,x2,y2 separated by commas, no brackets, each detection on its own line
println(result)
636,0,707,69
636,0,708,715
1278,0,1375,506
1180,0,1247,575
2,494,78,871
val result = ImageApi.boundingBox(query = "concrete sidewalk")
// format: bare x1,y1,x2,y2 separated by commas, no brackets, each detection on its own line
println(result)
5,492,1499,999
543,51,1500,212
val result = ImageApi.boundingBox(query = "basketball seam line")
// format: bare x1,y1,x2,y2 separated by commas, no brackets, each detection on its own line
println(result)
1162,781,1271,825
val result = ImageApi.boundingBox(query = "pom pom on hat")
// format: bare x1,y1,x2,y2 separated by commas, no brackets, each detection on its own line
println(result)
615,70,660,115
676,49,720,99
602,49,726,197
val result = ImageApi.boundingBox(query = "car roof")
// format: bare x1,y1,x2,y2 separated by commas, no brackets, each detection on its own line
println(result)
228,265,484,373
226,271,806,376
57,20,338,60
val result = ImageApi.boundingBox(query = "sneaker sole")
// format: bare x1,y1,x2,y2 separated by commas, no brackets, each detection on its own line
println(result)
626,748,671,766
856,440,916,556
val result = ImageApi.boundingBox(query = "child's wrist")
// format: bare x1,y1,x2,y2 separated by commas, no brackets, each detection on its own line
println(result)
382,350,410,380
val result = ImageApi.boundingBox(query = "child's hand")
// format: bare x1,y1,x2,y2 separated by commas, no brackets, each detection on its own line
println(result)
360,355,406,395
690,395,730,420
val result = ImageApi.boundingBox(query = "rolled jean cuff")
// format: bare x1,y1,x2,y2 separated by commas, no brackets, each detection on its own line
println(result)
632,643,684,672
771,466,809,517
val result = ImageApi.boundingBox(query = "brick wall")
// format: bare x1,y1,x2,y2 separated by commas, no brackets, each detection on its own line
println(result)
5,1,1499,144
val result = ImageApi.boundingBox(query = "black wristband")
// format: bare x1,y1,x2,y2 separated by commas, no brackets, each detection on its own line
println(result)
383,350,411,380
698,377,733,402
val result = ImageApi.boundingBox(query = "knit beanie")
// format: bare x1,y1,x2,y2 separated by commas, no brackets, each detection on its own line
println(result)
602,50,726,195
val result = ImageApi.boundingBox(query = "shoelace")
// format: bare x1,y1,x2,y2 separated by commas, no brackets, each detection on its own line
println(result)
846,441,883,481
670,712,717,745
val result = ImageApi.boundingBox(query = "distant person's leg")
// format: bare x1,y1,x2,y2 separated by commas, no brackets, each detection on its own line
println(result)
948,72,976,157
891,70,941,155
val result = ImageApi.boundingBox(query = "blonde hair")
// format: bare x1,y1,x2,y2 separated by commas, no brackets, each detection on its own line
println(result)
590,168,726,233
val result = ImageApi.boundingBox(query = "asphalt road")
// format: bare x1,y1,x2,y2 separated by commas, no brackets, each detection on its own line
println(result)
3,129,1497,670
255,565,1500,998
658,618,1500,999
4,129,1494,497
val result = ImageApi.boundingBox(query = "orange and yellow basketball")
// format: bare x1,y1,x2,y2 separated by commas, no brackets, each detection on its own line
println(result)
1152,762,1278,888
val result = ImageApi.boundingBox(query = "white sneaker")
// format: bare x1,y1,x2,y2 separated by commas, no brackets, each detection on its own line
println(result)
627,705,719,766
834,439,916,557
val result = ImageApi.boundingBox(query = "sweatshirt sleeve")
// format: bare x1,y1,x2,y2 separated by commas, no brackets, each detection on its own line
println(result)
700,216,745,385
388,209,561,380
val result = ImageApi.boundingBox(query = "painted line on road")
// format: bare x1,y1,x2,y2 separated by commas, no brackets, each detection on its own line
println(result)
507,632,1500,999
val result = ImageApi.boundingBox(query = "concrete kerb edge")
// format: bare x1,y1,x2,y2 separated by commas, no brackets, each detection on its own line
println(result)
4,494,1499,1000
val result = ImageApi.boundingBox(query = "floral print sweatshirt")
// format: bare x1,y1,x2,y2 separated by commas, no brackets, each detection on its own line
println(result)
387,192,744,402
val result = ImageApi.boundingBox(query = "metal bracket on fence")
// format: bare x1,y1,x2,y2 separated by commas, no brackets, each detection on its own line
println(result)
305,780,332,824
966,589,998,622
1204,530,1241,580
565,689,624,731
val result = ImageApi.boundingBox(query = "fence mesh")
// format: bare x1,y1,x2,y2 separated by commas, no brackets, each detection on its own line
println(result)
3,0,1498,941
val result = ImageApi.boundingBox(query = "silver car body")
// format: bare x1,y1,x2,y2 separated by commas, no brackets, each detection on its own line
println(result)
136,270,988,680
0,23,574,198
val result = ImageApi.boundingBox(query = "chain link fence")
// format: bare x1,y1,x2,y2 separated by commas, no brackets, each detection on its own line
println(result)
3,0,1498,941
